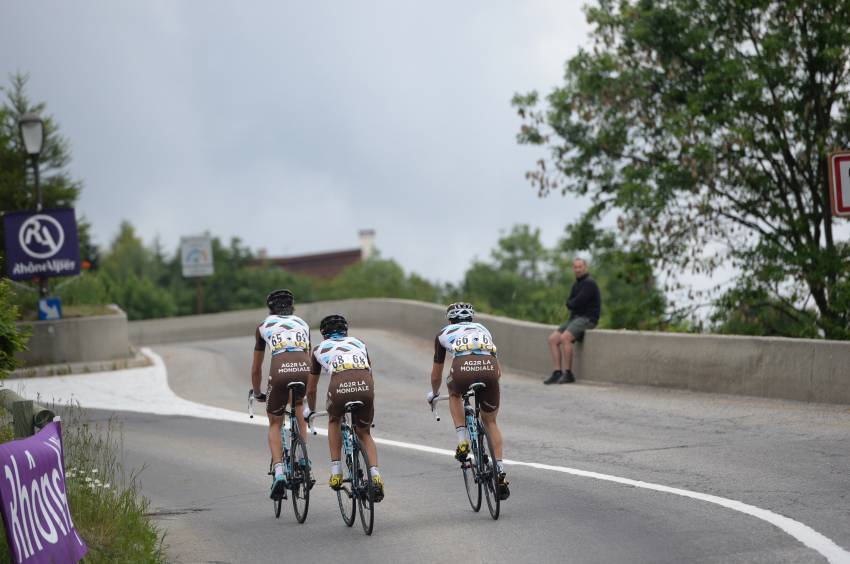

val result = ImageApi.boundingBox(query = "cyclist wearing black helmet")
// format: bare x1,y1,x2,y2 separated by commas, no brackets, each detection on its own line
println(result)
303,314,384,501
427,302,510,500
250,289,312,500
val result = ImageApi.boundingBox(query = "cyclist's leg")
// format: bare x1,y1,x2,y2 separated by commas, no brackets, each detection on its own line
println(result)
354,425,378,466
448,393,465,427
267,413,285,462
480,410,503,460
328,415,342,460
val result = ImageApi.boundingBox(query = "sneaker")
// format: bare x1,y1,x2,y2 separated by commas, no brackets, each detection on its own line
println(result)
371,475,385,502
328,473,343,490
558,370,576,384
270,474,287,500
543,370,562,385
497,473,511,500
455,440,471,462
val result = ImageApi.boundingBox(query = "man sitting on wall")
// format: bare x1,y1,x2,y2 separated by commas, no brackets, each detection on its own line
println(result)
544,258,601,385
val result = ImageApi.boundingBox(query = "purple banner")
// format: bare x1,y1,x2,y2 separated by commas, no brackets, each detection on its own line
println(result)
3,209,81,281
0,422,88,563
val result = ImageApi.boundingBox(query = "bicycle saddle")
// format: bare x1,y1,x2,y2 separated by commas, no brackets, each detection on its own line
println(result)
288,381,306,390
344,401,365,412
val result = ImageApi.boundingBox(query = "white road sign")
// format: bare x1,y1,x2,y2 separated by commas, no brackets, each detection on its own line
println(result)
181,236,214,278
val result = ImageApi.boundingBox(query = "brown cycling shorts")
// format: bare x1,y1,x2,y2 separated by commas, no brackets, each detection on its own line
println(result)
266,351,310,416
326,369,374,428
447,355,501,412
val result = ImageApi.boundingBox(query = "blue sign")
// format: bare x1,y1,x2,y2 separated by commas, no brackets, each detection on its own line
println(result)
3,209,80,281
38,297,62,320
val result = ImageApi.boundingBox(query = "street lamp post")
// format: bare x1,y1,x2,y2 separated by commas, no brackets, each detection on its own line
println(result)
18,113,47,297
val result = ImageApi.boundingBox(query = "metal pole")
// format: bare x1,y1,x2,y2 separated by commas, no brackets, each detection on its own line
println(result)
196,277,204,315
32,157,47,298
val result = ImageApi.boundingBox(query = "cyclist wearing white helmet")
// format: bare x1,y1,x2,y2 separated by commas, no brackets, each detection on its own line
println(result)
250,289,312,500
427,302,510,500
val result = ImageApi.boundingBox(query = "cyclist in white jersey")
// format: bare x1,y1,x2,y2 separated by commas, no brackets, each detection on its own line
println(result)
427,302,509,500
250,289,312,500
303,314,384,501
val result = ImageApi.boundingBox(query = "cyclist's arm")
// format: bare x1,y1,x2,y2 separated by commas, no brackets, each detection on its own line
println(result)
251,328,265,395
306,349,321,411
431,336,447,395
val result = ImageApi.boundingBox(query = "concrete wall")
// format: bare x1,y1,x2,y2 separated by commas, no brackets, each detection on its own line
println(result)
127,298,850,405
16,307,131,366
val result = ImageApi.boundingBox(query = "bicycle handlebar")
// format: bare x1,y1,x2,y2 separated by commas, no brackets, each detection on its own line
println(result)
430,395,449,422
307,411,328,435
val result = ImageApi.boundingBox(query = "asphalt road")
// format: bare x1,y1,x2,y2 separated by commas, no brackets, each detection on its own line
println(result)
108,329,850,563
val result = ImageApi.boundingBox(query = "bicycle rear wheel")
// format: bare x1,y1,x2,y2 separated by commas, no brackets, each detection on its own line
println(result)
479,422,500,520
462,440,482,512
289,434,310,524
337,453,356,527
354,439,375,535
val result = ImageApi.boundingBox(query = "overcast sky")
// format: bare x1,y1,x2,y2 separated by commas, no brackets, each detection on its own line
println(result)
1,1,594,283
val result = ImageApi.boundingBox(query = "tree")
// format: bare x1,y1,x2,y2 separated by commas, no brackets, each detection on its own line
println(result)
0,72,96,300
0,279,30,377
514,0,850,338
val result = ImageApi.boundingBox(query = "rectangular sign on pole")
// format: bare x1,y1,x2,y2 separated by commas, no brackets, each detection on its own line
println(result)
828,150,850,218
0,421,88,563
3,209,81,281
180,235,214,278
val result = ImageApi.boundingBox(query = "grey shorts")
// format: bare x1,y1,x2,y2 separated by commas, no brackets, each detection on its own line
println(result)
557,316,596,341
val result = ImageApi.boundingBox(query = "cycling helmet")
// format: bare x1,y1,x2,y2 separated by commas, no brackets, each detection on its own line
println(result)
266,289,294,315
320,314,348,338
446,302,474,322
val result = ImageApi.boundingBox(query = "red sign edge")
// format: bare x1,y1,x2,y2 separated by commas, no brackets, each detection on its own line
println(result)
828,151,850,217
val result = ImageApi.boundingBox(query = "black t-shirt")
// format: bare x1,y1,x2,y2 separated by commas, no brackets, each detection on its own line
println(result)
566,274,601,323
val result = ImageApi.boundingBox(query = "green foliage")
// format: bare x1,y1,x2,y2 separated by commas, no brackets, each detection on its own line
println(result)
317,256,441,302
711,285,819,338
0,279,30,377
514,0,850,339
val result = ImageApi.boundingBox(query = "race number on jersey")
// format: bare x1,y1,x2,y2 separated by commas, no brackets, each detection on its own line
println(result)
260,315,310,354
314,336,371,374
438,322,498,356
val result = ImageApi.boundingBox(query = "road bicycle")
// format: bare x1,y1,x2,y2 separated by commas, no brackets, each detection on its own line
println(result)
249,382,314,523
431,382,501,520
308,402,377,535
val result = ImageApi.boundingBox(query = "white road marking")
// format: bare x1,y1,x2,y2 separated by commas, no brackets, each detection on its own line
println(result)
6,348,849,563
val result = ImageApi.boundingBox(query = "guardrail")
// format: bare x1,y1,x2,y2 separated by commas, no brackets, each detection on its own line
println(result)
126,298,850,405
0,389,56,438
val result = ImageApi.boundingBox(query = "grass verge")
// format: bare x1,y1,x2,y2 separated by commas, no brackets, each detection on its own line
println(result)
0,404,166,563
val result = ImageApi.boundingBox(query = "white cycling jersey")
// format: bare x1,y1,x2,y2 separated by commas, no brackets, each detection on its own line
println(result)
312,336,371,375
258,315,310,355
437,322,498,357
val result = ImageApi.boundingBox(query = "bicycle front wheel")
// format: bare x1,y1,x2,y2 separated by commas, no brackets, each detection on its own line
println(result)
354,439,375,535
337,453,356,527
289,433,310,524
479,422,500,520
462,442,482,512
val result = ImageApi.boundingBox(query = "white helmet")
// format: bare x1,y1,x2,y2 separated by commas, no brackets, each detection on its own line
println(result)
446,302,474,322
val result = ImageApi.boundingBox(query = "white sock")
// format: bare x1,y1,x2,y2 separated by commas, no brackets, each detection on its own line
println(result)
496,460,504,474
370,466,380,477
456,426,469,443
330,460,341,475
273,462,284,478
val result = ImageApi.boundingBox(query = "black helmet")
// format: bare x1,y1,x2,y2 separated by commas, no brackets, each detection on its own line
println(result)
446,302,474,322
266,289,294,315
320,314,348,338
